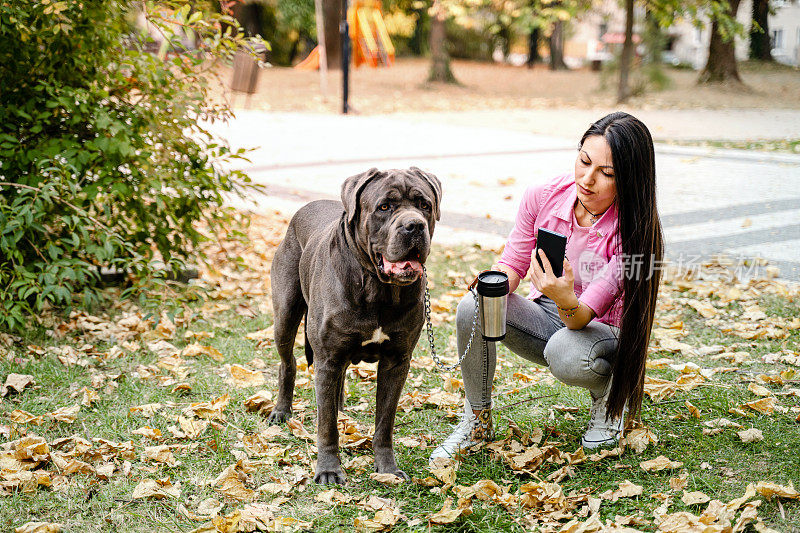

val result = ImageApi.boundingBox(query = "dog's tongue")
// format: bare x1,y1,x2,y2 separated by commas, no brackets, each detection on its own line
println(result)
383,259,423,276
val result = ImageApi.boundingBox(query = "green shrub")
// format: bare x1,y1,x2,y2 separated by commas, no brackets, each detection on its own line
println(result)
446,18,493,61
0,0,264,330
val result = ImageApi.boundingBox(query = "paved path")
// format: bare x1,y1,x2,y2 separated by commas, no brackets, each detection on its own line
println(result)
208,110,800,280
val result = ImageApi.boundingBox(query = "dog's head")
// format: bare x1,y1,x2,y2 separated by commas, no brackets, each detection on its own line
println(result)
341,167,442,286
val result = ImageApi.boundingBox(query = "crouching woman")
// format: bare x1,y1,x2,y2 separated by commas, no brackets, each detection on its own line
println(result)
431,112,664,460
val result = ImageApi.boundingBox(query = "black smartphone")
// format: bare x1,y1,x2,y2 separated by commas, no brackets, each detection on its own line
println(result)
535,228,567,277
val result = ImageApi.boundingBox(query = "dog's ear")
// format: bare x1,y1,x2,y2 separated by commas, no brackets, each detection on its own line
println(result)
410,167,442,221
341,168,381,225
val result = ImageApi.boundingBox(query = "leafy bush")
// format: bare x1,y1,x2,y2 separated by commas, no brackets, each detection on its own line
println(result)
0,0,264,330
446,19,494,61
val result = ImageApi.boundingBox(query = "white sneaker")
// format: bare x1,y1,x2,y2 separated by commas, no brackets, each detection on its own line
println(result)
581,388,627,449
430,399,494,462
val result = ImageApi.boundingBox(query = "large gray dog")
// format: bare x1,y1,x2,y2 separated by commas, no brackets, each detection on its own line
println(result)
268,167,442,484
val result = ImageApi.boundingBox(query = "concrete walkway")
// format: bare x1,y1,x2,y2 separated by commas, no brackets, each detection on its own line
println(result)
207,109,800,280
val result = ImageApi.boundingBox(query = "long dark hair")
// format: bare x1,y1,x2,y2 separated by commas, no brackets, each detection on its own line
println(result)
580,112,664,420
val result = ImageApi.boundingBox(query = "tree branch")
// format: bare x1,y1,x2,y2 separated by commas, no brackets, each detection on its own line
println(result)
0,181,112,232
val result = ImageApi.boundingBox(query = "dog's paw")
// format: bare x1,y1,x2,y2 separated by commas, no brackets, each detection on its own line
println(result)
266,409,291,424
314,469,347,485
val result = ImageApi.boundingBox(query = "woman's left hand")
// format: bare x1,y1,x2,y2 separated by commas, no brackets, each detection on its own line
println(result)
531,250,576,305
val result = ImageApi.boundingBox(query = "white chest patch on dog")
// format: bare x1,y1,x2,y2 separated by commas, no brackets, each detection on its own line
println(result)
362,327,390,346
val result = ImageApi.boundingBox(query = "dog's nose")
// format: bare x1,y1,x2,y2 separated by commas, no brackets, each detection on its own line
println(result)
402,220,424,234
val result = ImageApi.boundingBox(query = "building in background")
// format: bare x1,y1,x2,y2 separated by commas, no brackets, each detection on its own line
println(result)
556,0,800,68
767,0,800,65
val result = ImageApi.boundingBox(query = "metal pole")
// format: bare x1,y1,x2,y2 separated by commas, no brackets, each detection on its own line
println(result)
340,0,350,114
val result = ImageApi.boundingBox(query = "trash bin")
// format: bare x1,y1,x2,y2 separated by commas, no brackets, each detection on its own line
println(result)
231,44,267,94
591,59,602,71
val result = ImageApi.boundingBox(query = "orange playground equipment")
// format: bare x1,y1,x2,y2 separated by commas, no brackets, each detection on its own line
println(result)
295,0,395,70
295,46,321,70
349,0,395,67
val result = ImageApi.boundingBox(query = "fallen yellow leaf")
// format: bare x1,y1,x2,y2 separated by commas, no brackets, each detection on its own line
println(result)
213,461,257,502
744,397,777,415
669,473,689,491
183,394,230,421
179,416,209,440
131,478,181,500
227,364,265,388
621,427,658,453
129,403,163,418
13,436,50,463
755,481,800,500
316,488,353,504
243,390,275,415
599,480,642,502
369,472,404,486
47,404,80,423
2,373,34,396
640,456,683,472
286,418,314,440
428,497,471,525
686,299,717,318
681,491,710,506
131,426,162,440
737,428,764,443
79,387,99,407
747,383,773,397
182,343,224,362
143,445,178,467
239,503,277,531
14,522,64,533
7,409,43,425
257,481,292,495
685,401,701,419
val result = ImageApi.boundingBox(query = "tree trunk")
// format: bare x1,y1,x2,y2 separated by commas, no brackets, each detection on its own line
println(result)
698,0,743,84
527,27,541,68
321,0,342,69
409,6,429,56
549,20,568,70
428,2,456,83
617,0,635,103
750,0,773,61
498,25,511,60
232,2,262,37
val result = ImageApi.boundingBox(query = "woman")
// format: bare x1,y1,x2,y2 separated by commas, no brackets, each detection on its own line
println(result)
431,112,664,460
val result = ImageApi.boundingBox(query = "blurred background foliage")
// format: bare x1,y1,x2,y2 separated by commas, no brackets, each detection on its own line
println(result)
0,0,757,331
231,0,557,65
0,0,264,330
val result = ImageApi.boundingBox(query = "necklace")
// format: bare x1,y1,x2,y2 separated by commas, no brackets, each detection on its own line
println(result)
578,197,612,224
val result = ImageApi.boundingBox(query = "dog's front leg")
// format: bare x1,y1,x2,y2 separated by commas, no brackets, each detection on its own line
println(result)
313,360,347,484
373,355,411,480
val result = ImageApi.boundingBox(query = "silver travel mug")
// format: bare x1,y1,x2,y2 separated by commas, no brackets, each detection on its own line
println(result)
476,270,510,341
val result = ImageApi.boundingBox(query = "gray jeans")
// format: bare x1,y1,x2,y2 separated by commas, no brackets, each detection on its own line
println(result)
457,292,620,411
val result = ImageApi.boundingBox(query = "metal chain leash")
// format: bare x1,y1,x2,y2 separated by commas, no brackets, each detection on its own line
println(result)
422,265,480,372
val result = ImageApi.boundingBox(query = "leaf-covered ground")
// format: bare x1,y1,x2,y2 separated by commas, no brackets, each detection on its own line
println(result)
210,58,800,114
1,211,799,533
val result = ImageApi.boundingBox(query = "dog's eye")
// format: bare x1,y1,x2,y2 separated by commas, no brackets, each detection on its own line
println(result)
419,201,430,210
379,203,390,211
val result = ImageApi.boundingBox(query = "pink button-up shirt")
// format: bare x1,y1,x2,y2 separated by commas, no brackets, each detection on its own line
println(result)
497,172,623,327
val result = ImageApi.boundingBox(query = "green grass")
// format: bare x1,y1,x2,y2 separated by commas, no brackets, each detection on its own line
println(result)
1,243,799,532
660,138,800,154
